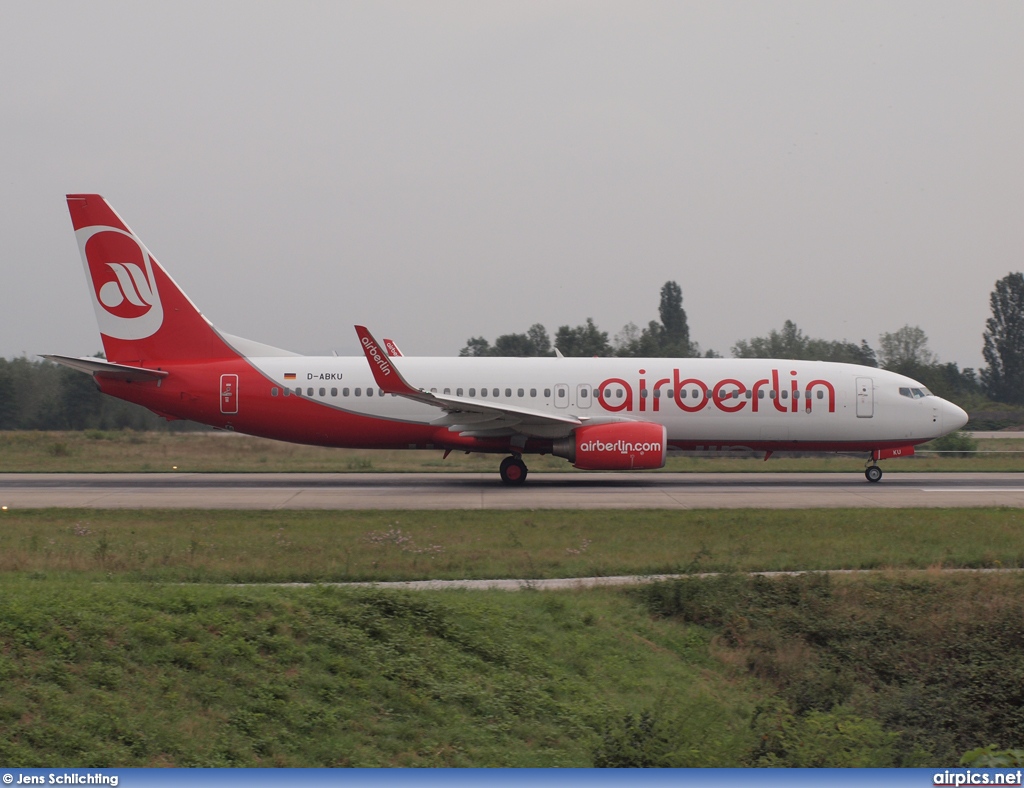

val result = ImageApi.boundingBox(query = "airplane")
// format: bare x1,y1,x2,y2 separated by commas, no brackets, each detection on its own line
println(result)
46,194,969,485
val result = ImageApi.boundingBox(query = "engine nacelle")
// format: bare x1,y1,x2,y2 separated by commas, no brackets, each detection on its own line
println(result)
552,422,667,471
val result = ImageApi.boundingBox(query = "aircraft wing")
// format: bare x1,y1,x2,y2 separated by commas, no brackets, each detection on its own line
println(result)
355,326,585,438
43,354,169,382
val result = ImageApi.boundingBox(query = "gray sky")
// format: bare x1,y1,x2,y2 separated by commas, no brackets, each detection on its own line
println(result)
3,2,1022,368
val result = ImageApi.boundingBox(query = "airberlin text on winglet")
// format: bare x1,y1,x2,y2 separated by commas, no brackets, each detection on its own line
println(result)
359,336,394,377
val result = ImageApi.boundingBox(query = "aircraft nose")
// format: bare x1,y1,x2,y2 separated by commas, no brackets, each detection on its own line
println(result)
942,399,969,433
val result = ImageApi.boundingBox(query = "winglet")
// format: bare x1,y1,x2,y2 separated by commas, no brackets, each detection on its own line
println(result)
355,326,420,396
383,338,403,357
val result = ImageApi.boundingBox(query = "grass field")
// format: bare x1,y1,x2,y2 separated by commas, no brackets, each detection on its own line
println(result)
2,573,1023,766
2,507,1024,583
2,429,1024,473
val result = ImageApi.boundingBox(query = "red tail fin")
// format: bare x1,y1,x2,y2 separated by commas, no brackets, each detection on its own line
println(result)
67,194,235,363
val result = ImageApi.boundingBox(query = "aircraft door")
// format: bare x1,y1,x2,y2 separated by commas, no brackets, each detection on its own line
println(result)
554,384,569,409
855,377,873,418
576,383,592,409
220,374,239,415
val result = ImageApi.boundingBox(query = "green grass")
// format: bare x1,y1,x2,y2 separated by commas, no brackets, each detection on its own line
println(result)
3,430,1024,473
0,581,750,766
3,573,1024,766
2,508,1024,583
636,571,1024,765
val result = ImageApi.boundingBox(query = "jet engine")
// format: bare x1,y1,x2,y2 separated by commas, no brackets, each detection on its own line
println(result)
552,422,667,471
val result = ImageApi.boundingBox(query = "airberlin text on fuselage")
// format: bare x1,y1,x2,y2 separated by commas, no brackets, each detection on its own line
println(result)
597,368,837,415
359,337,393,377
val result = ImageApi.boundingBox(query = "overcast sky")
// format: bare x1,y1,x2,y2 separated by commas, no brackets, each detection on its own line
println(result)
3,2,1022,369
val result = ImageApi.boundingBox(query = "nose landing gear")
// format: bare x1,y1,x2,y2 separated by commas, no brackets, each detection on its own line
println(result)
499,455,528,485
865,463,883,483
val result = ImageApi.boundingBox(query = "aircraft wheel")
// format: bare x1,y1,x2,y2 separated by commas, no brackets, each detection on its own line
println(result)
499,456,528,485
865,465,883,483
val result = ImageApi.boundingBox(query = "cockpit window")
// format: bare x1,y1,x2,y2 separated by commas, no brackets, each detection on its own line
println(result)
899,387,931,399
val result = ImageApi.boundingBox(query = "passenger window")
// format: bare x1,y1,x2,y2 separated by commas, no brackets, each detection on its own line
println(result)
781,390,788,399
319,388,326,397
444,388,451,395
355,388,361,396
271,387,279,397
342,388,349,396
284,388,291,397
457,388,464,396
769,390,776,399
331,388,338,397
493,388,500,397
530,388,537,397
367,388,374,397
640,389,648,398
544,388,551,398
480,388,487,397
654,389,661,398
517,388,524,397
816,390,823,399
469,388,476,397
757,390,764,398
679,389,687,399
505,388,511,397
614,388,621,398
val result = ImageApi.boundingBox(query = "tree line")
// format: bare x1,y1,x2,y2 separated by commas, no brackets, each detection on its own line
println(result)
462,275,1024,412
3,274,1024,430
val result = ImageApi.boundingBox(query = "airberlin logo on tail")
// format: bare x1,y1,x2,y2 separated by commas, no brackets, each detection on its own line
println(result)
97,262,156,316
78,226,164,340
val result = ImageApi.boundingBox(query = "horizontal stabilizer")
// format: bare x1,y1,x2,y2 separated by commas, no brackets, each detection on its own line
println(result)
42,354,169,381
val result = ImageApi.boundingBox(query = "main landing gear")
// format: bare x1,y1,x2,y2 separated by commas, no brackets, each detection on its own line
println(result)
500,455,528,485
864,463,883,483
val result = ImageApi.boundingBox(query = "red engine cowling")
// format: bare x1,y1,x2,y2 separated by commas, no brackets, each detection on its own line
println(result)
552,422,667,471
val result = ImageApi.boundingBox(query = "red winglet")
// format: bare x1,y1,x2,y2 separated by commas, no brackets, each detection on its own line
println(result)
354,325,420,396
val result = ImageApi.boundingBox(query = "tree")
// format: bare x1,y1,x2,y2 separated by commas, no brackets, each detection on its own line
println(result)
614,280,699,358
657,281,691,357
981,272,1024,404
555,318,611,357
459,324,552,357
877,325,935,371
459,337,492,357
732,321,878,366
732,320,808,359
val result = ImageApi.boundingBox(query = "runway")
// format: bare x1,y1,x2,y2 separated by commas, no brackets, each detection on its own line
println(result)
3,472,1024,509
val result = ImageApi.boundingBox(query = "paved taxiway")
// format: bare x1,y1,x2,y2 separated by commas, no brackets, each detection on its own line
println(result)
3,472,1024,509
